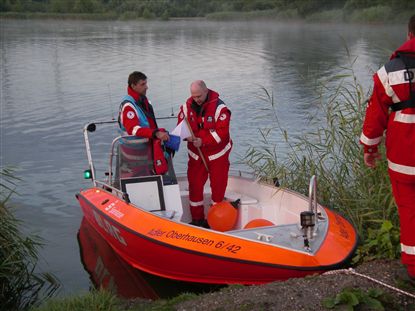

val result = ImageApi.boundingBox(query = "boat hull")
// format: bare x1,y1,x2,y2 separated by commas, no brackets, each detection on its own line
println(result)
77,187,358,285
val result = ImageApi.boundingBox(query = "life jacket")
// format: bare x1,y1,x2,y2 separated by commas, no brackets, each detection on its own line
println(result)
118,95,168,175
390,52,415,112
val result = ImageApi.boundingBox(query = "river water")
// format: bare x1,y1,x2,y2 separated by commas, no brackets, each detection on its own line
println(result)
0,19,406,296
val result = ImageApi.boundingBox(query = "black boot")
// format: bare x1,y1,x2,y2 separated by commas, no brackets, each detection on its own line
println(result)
190,219,210,229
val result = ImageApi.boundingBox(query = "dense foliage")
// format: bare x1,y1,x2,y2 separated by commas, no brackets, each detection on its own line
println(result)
1,0,414,19
0,168,59,310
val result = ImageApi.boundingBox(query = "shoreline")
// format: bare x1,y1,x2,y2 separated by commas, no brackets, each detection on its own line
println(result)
0,10,410,25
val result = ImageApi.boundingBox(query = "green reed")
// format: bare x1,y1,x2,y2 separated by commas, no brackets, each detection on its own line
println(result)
241,51,398,246
0,167,59,310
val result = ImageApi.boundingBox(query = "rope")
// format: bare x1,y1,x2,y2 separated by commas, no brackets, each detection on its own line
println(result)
323,268,415,299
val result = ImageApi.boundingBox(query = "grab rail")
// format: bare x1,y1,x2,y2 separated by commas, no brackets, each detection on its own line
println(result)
83,121,118,186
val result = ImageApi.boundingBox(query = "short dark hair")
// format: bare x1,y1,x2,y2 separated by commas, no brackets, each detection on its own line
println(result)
409,15,415,35
128,71,147,87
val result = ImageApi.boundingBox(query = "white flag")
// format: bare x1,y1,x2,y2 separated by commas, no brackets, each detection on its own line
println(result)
171,120,192,140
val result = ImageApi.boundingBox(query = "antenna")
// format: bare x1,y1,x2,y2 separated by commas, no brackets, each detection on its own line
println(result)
107,84,115,120
169,54,175,117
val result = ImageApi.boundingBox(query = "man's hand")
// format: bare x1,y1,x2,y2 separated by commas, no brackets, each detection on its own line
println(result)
364,152,381,168
193,137,202,148
156,131,169,141
185,136,202,148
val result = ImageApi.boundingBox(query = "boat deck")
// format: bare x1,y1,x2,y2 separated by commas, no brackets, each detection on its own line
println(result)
228,220,328,255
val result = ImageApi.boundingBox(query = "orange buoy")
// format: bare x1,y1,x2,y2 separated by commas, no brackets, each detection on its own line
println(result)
244,219,274,229
207,201,238,232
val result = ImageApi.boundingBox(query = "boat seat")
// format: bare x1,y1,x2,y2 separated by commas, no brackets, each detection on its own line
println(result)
225,191,258,205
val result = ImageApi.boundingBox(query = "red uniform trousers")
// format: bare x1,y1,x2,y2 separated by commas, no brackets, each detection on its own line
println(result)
391,178,415,277
188,150,230,221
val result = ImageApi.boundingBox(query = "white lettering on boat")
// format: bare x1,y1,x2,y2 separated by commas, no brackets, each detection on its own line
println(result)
104,200,124,219
93,210,127,246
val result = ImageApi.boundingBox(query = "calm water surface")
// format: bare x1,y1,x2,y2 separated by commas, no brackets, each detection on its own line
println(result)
0,19,406,296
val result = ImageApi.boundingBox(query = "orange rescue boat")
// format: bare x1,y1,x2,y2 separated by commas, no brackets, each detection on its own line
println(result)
76,121,358,285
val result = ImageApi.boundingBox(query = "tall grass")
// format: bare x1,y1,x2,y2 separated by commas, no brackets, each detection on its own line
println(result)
242,49,398,245
31,289,198,311
0,167,59,310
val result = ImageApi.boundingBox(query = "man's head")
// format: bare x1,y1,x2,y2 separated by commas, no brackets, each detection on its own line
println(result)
128,71,148,95
190,80,208,106
408,14,415,40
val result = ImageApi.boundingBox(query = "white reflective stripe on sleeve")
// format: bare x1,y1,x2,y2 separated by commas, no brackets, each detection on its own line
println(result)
394,111,415,123
189,200,204,207
389,69,415,86
388,160,415,176
188,149,199,160
377,66,401,103
132,125,141,136
182,104,188,118
215,104,227,122
401,243,415,255
360,133,382,146
208,142,232,161
210,130,221,143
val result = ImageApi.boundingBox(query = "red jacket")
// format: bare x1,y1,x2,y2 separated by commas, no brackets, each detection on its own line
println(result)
178,90,232,161
360,38,415,182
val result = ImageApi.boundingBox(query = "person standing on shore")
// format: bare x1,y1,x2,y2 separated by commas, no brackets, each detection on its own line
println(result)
360,15,415,282
178,80,232,227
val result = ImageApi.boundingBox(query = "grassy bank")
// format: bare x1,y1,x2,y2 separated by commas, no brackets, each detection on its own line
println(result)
206,6,413,23
31,290,199,311
0,168,59,310
0,11,118,20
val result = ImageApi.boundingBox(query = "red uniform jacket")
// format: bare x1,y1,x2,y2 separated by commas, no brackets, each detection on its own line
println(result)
360,38,415,182
178,90,232,162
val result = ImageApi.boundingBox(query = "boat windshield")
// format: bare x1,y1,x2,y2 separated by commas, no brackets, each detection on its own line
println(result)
114,139,177,188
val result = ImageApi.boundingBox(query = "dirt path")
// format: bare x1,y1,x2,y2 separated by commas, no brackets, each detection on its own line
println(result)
174,260,415,311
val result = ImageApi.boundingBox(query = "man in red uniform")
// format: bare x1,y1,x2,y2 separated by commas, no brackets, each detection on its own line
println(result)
178,80,232,227
118,71,169,178
360,15,415,281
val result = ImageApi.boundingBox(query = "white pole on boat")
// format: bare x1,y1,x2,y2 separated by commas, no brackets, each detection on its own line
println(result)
308,175,318,236
83,123,97,186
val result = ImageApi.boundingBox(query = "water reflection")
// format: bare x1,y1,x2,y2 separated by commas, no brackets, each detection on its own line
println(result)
78,217,222,299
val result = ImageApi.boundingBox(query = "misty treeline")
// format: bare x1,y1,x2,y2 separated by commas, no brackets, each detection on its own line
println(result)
1,0,414,18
